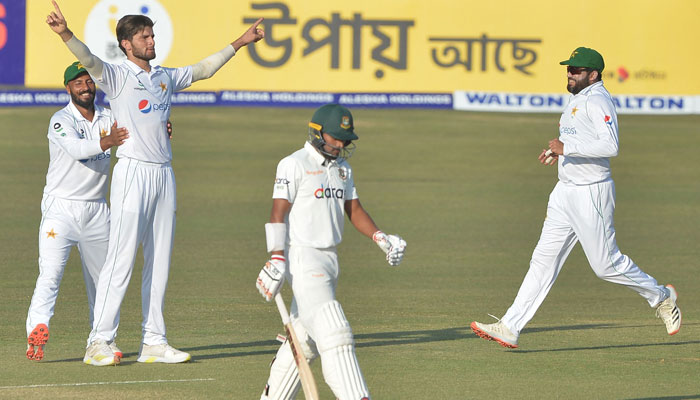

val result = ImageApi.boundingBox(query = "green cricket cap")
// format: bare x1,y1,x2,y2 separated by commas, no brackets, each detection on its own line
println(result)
63,61,89,85
560,47,605,73
309,104,358,141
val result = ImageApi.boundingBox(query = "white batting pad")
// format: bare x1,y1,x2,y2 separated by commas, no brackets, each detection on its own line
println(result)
313,301,370,400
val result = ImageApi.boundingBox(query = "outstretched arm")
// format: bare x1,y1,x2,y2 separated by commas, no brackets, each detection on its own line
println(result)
46,0,104,79
191,17,265,82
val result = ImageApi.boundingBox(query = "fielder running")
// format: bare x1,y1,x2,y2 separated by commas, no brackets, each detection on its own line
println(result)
47,1,264,365
256,104,407,400
26,62,128,361
471,47,681,348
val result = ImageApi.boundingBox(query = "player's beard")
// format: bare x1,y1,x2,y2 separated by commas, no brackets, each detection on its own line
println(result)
567,75,589,95
71,89,96,110
133,46,156,62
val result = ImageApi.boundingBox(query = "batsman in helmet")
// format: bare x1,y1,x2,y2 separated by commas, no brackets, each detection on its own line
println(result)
256,104,407,399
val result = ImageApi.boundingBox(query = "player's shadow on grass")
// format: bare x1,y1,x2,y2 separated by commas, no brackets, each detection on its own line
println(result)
626,396,700,400
44,339,281,363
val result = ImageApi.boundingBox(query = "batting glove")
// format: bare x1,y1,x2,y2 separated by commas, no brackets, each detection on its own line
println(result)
373,231,407,266
256,255,286,301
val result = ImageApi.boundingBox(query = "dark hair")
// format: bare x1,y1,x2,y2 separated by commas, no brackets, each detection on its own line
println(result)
116,15,154,55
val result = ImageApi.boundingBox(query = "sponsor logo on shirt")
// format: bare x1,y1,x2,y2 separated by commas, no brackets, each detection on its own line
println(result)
79,152,110,164
314,185,344,199
604,115,613,127
560,126,577,135
138,99,170,113
275,178,290,185
305,170,323,175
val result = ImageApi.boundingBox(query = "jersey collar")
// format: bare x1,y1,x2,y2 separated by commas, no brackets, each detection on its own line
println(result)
577,80,604,97
304,141,328,166
67,101,108,122
124,59,162,76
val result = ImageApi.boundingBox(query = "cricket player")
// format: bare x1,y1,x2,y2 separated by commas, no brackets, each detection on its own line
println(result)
46,1,264,366
256,104,407,399
471,47,681,349
26,62,128,362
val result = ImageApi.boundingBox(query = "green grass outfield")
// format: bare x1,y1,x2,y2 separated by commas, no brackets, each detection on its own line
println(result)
0,107,698,399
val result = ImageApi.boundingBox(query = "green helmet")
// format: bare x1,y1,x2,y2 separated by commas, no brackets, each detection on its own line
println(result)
308,104,357,161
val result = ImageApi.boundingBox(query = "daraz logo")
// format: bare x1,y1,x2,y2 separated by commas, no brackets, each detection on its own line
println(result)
314,185,344,199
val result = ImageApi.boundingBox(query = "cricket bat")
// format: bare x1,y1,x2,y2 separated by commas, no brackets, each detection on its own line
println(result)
275,293,320,400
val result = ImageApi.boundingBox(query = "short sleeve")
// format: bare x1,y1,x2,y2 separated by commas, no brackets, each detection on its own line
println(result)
164,66,193,92
94,62,124,98
272,157,301,203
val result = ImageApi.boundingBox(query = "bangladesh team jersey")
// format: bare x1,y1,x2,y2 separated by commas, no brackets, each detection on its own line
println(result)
272,142,359,249
44,102,113,201
95,60,192,163
558,81,619,185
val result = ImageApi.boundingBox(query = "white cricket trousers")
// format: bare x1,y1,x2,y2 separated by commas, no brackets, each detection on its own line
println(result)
27,194,109,336
502,179,668,334
88,158,176,346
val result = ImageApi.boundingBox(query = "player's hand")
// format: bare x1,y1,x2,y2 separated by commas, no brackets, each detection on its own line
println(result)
373,231,407,266
166,120,173,139
232,17,265,50
548,139,564,156
256,255,286,301
46,1,71,39
538,149,558,165
100,121,129,150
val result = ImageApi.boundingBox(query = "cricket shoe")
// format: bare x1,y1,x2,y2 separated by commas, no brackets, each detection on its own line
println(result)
137,343,191,364
83,340,117,366
109,341,123,364
471,316,519,348
656,284,681,335
26,323,50,361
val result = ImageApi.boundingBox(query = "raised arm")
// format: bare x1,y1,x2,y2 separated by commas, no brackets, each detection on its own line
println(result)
46,0,104,79
191,17,265,82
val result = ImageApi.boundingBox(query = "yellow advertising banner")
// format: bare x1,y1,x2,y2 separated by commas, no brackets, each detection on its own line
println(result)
26,0,700,94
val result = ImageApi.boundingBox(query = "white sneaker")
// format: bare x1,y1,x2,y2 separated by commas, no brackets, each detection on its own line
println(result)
83,340,116,366
108,341,123,362
471,317,519,348
137,343,191,364
656,285,681,335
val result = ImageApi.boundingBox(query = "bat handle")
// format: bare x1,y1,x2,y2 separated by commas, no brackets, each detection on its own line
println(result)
275,293,291,325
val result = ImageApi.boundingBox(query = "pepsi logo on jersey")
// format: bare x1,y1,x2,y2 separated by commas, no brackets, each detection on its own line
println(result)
314,185,344,199
138,99,171,114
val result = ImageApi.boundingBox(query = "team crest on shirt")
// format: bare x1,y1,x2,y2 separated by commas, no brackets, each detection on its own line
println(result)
46,228,57,239
570,106,579,117
100,128,108,138
159,82,167,92
338,167,347,181
604,115,613,126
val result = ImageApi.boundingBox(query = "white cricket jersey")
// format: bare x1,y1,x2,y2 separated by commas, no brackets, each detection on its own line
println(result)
558,81,619,185
94,60,192,163
272,142,359,248
44,102,113,201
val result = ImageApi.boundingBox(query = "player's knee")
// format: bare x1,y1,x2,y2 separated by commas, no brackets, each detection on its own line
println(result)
312,300,354,353
291,318,319,360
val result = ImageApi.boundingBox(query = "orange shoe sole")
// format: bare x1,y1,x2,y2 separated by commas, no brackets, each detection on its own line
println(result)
470,321,518,349
27,324,50,360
